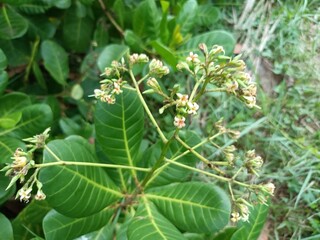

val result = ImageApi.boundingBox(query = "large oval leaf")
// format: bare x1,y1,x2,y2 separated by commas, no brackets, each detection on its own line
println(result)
97,44,129,72
176,0,198,35
231,203,269,240
95,89,144,168
43,208,113,240
0,5,28,39
0,213,13,240
128,201,186,240
39,138,122,218
41,40,69,85
146,182,231,233
179,30,236,56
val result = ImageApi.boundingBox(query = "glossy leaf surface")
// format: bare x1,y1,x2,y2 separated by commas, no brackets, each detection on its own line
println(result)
95,89,144,167
39,138,122,218
97,44,129,72
0,213,13,240
146,182,231,233
128,201,186,240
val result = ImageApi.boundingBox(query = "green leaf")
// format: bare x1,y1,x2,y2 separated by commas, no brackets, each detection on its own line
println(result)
176,0,198,35
26,16,57,39
0,5,28,39
0,111,21,129
17,2,50,14
74,224,113,240
12,200,51,240
231,204,269,240
97,44,129,72
0,48,7,70
43,208,113,240
0,39,29,67
196,5,220,27
151,40,178,68
0,137,25,164
211,227,238,240
128,201,186,240
46,0,72,9
180,30,236,56
62,6,94,52
133,0,160,39
59,117,92,138
95,89,144,167
124,30,144,52
12,104,53,139
0,213,13,240
0,171,16,205
113,0,125,28
146,182,231,233
93,18,109,48
0,92,31,116
0,71,8,96
41,40,69,85
146,131,201,188
39,138,122,218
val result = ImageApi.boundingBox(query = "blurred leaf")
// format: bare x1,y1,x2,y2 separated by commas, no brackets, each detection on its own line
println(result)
17,1,50,14
0,39,29,66
59,117,92,138
180,30,235,56
39,138,122,218
211,227,238,240
176,0,198,35
124,30,144,52
93,18,109,48
70,84,84,100
151,40,178,67
0,111,21,129
32,62,47,90
0,136,25,164
95,89,144,167
0,171,16,205
0,71,8,96
26,15,57,39
0,48,7,70
0,5,28,39
41,40,69,85
43,208,113,240
0,213,14,240
146,182,231,233
196,5,220,27
62,6,94,52
113,0,125,28
97,44,129,72
74,224,113,240
128,201,186,240
12,200,51,240
12,104,53,138
133,0,160,39
45,0,72,9
231,204,269,240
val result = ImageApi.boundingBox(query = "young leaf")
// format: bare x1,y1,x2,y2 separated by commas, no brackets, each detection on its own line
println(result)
231,204,269,240
0,213,14,240
146,182,231,233
62,6,94,52
41,40,69,85
97,44,129,72
196,5,220,27
128,201,187,240
180,30,236,56
0,5,28,39
43,208,113,240
176,0,198,35
39,138,122,218
150,40,178,68
95,89,144,167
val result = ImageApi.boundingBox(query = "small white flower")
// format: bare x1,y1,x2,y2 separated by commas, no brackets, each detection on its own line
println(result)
243,95,256,108
264,182,275,195
35,189,46,201
176,93,189,107
18,188,32,203
174,116,186,129
186,52,200,63
187,102,199,115
94,89,103,98
112,82,123,95
231,212,241,222
101,94,115,104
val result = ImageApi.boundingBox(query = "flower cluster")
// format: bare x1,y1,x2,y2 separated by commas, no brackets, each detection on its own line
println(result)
231,200,251,223
129,53,149,65
93,78,125,104
244,149,264,176
149,59,170,78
